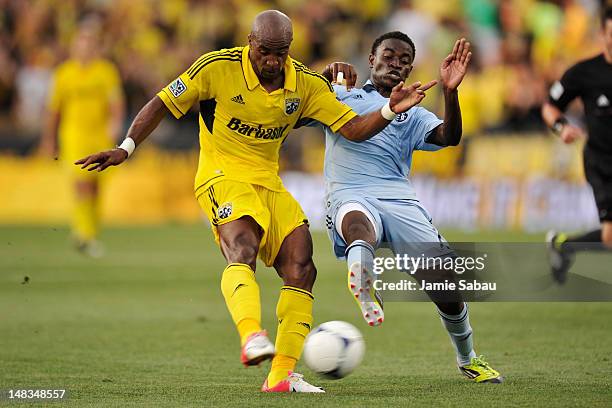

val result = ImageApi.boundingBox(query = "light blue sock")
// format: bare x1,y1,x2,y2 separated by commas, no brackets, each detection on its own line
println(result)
345,240,375,274
438,303,477,366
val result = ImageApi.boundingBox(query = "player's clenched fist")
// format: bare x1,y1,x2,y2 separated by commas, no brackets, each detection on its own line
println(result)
75,148,128,172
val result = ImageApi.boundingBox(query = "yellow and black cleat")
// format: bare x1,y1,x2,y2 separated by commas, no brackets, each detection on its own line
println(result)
459,355,504,383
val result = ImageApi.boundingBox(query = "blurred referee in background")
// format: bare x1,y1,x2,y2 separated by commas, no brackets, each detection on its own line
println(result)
542,6,612,283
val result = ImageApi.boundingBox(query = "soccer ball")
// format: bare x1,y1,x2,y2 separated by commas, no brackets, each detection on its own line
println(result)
303,321,365,379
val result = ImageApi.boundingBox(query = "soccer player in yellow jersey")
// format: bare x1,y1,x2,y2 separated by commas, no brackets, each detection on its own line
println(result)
77,10,435,393
42,24,124,257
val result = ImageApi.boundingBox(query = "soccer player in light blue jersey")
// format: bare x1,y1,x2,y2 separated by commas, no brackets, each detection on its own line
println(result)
320,32,503,383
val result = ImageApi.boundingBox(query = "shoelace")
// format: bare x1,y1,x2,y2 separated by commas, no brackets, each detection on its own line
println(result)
248,331,267,344
289,373,323,391
289,372,304,382
471,355,495,374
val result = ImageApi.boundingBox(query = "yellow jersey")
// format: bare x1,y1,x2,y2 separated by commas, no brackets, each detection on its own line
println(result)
48,58,122,159
157,46,356,193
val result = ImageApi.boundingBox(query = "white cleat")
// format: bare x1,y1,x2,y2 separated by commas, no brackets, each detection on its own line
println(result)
348,261,384,326
75,239,105,259
261,371,325,393
240,330,275,366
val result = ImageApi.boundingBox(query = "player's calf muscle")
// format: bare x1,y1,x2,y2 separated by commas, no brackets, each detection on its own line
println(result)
279,259,317,291
602,222,612,247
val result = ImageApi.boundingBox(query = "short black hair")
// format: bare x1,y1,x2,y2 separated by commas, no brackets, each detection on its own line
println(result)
603,7,612,27
371,31,416,59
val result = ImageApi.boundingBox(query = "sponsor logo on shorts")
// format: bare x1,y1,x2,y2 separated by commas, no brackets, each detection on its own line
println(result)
218,202,233,219
169,78,187,98
226,117,289,140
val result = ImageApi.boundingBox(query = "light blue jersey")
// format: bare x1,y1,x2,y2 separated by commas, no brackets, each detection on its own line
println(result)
321,81,451,259
324,81,443,201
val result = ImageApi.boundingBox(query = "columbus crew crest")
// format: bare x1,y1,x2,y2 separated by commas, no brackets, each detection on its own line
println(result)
285,98,300,115
218,202,233,219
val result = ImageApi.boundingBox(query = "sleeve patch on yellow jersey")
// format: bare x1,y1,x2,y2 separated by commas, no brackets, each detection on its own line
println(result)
169,78,187,98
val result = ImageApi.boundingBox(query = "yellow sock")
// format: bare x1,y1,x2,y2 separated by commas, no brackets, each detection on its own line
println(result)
267,286,313,387
73,196,98,241
237,319,261,343
220,263,262,345
267,355,297,387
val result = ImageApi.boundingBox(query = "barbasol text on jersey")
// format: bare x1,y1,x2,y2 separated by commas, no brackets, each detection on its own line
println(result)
227,118,289,140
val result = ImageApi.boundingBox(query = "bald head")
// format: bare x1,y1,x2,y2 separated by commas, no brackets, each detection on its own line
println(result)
248,10,293,82
250,10,293,46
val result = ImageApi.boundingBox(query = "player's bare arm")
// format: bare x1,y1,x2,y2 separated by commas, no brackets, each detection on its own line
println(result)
108,88,126,143
41,109,60,157
427,38,471,147
75,96,169,171
338,79,437,142
541,102,585,144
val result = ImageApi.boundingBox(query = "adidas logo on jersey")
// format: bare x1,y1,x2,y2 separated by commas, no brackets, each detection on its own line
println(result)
231,94,245,104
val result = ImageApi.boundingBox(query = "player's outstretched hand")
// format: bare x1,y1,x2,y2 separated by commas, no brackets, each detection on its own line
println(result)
323,62,357,90
75,148,128,172
389,80,437,113
440,38,472,90
560,124,585,144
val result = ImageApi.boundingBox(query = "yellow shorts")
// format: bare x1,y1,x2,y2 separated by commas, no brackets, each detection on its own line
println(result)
197,180,309,267
60,132,113,181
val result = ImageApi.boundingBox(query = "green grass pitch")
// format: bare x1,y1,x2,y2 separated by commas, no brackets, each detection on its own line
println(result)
1,225,611,407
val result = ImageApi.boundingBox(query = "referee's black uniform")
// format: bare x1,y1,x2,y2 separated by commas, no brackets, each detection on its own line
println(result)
548,54,612,222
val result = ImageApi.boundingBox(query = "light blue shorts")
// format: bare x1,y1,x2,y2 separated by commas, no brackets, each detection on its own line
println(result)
325,195,453,259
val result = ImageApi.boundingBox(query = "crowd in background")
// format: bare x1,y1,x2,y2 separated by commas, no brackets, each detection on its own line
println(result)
0,0,610,170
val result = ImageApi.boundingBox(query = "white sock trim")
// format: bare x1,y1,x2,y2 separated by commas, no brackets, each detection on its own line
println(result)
335,201,379,244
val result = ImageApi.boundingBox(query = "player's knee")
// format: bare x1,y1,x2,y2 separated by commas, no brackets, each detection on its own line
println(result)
344,222,376,246
282,258,317,291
